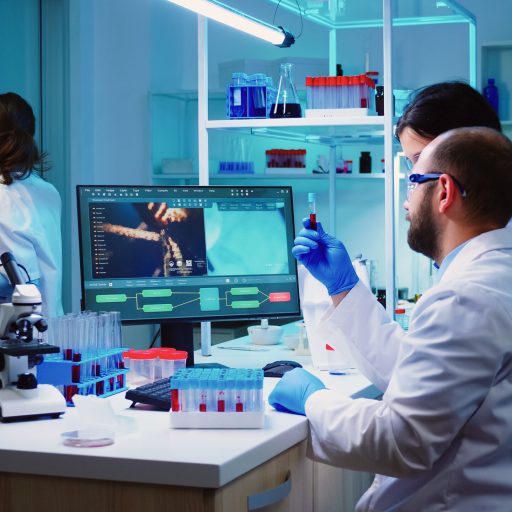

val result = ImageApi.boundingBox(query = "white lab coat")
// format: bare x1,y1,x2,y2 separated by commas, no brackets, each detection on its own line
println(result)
305,227,512,511
0,173,63,319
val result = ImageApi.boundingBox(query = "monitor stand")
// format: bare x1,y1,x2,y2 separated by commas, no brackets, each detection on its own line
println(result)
160,322,195,367
160,323,227,369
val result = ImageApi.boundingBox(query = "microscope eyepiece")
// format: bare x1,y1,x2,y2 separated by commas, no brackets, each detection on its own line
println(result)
34,318,48,333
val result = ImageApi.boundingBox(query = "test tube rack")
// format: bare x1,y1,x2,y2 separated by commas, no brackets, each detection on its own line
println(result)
169,368,265,429
38,348,129,405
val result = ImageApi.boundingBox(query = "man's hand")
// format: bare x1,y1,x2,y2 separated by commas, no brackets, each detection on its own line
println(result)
292,218,359,295
268,368,326,416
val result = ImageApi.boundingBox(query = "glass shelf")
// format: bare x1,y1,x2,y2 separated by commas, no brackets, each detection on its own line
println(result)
151,173,400,181
261,0,474,29
206,116,387,145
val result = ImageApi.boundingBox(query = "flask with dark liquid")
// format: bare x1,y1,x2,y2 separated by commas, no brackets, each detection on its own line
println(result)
270,63,302,118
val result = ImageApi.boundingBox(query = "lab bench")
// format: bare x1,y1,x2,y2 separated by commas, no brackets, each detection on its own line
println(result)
0,327,380,512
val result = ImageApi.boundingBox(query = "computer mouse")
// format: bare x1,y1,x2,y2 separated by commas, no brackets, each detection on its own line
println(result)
262,360,302,378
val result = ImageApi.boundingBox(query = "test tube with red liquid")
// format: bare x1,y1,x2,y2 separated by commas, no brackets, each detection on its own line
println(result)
308,192,317,230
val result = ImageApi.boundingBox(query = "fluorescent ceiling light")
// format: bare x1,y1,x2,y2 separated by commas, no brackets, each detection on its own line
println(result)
167,0,295,47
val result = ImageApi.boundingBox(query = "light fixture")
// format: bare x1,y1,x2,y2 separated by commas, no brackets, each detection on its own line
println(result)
167,0,295,47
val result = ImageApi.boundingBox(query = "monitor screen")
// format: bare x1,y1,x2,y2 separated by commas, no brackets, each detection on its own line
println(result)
76,185,300,324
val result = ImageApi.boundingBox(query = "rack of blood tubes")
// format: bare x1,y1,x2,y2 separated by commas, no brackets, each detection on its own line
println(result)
169,368,265,429
37,312,128,405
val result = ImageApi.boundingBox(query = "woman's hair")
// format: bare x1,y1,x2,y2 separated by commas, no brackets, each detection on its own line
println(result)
395,81,501,142
0,92,47,185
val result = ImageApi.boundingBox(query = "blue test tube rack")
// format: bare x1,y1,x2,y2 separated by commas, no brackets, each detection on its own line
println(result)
38,347,129,405
169,368,265,429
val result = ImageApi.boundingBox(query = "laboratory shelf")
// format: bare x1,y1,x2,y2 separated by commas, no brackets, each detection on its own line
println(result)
205,116,386,145
151,173,399,181
262,0,474,29
205,116,385,130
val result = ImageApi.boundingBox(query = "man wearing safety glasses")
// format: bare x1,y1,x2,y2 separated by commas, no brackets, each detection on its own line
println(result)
270,127,512,511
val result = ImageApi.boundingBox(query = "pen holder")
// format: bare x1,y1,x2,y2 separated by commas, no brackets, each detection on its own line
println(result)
294,322,310,356
38,348,129,405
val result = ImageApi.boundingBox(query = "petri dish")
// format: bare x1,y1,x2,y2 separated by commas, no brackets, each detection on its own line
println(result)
61,428,115,448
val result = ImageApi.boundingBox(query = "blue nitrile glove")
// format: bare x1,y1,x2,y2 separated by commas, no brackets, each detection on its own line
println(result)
292,218,359,295
268,368,326,416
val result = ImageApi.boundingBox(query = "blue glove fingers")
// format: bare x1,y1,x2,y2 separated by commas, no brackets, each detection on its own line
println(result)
302,217,325,235
293,236,318,249
269,368,326,416
291,245,311,259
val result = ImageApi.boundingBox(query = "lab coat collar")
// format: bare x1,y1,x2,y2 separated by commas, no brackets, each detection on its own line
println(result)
438,226,512,284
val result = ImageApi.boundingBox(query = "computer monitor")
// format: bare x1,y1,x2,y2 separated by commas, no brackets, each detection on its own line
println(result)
76,185,300,364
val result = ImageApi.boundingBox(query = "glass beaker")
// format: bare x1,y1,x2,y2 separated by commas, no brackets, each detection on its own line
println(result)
270,63,302,118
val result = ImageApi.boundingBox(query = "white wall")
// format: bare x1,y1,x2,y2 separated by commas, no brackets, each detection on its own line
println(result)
0,1,41,145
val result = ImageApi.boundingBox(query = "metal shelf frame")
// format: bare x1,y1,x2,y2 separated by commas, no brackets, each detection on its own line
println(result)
193,0,476,325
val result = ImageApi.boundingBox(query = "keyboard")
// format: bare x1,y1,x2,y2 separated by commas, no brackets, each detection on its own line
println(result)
125,378,172,411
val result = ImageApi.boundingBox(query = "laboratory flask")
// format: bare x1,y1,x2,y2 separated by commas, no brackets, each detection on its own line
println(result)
270,63,302,118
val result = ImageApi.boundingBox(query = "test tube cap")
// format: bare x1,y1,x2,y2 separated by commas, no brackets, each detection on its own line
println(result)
308,192,317,202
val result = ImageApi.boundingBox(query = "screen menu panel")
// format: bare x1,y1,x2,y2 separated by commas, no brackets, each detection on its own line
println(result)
77,186,300,322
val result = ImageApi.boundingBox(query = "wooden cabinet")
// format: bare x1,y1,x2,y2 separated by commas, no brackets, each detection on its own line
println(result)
0,441,313,512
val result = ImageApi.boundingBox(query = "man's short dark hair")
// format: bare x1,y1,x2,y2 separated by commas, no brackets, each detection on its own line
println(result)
428,127,512,227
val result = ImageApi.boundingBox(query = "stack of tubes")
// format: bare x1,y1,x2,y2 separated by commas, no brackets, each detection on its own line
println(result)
305,75,376,110
43,311,124,403
170,368,264,413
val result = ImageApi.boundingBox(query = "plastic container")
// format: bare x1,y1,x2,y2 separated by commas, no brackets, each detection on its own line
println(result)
395,309,409,330
483,78,499,116
128,350,158,385
150,347,176,379
159,350,188,377
248,73,267,118
247,324,283,345
359,151,372,173
228,72,248,118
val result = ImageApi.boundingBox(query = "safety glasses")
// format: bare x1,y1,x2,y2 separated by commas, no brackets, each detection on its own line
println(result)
407,172,467,201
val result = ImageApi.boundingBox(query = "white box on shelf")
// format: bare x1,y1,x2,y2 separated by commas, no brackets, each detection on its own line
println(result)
161,159,194,174
265,168,309,175
169,411,265,429
305,108,377,118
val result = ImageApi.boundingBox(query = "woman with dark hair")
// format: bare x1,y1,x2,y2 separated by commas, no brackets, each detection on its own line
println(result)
396,81,502,169
0,92,63,318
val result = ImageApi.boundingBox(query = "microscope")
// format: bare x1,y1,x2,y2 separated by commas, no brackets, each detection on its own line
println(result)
0,252,66,421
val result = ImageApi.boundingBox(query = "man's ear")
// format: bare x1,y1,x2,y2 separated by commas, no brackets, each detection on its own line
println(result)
437,174,458,214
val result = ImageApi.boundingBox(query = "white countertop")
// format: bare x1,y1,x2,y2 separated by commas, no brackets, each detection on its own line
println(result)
0,326,380,488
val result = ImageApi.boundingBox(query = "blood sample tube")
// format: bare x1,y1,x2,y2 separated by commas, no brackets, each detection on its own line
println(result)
171,376,180,412
308,192,317,230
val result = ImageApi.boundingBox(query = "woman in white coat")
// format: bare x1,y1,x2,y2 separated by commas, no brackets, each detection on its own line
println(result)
270,128,512,511
0,92,63,319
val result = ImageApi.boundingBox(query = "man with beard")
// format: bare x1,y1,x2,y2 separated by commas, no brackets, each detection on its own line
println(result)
269,127,512,511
